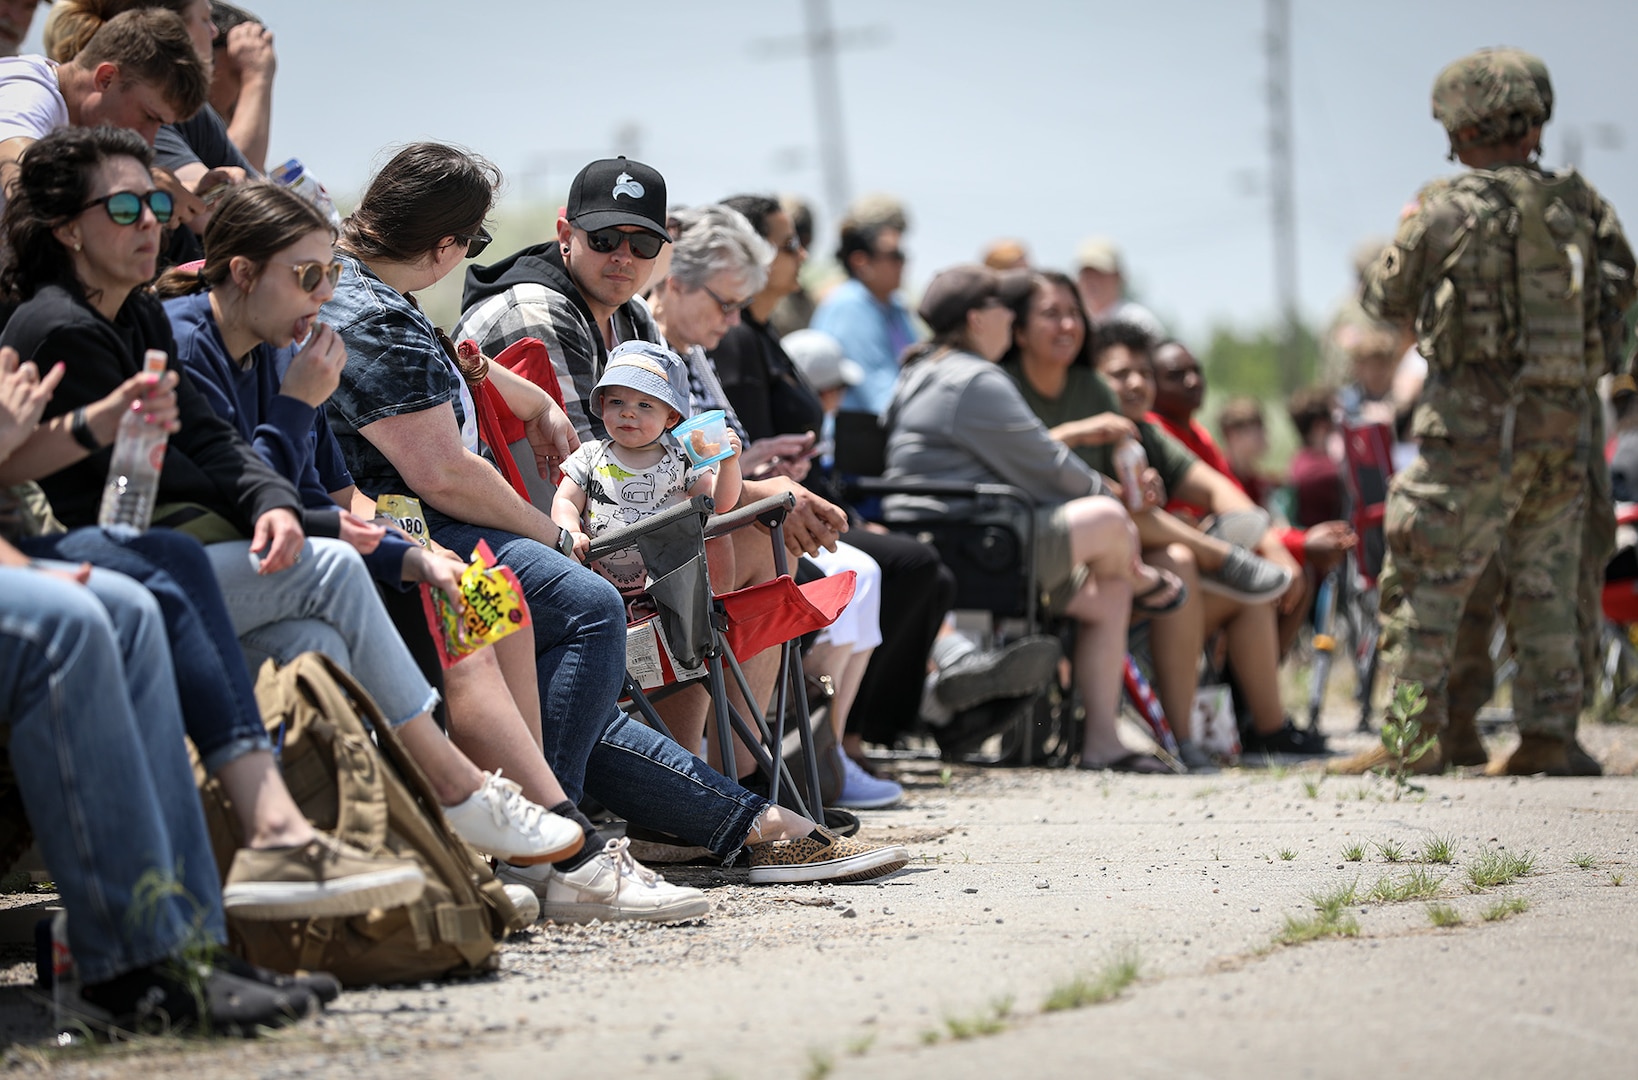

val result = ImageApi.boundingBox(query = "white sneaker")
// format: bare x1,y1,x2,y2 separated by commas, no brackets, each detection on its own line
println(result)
496,838,710,924
442,771,585,862
501,882,541,925
834,755,905,809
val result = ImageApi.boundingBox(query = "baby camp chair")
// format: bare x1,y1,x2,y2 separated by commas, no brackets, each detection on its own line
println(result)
456,336,856,816
584,493,856,819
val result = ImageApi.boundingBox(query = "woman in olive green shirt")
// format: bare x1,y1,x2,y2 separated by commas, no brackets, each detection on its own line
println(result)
999,271,1321,762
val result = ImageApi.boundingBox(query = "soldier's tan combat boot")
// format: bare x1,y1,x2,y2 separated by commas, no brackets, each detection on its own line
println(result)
1441,711,1489,767
1484,734,1601,776
1326,741,1445,776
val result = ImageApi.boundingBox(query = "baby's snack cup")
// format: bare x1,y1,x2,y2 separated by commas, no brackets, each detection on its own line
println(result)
671,409,735,467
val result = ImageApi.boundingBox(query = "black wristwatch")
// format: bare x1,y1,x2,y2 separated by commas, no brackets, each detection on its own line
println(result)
70,406,102,451
555,527,576,558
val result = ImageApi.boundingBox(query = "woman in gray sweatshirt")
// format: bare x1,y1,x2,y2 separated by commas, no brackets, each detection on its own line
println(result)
882,265,1182,773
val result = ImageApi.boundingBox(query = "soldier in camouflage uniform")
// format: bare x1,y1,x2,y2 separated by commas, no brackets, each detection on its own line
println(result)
1438,50,1633,773
1336,48,1635,777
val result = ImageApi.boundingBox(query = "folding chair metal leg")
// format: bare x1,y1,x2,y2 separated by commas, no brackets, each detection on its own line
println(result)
715,644,817,820
780,639,827,816
622,676,677,741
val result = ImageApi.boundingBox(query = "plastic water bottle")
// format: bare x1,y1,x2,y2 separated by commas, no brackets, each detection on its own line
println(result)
270,158,342,230
96,350,170,532
1113,436,1149,512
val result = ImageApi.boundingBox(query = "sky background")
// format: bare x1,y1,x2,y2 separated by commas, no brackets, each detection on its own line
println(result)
24,0,1638,342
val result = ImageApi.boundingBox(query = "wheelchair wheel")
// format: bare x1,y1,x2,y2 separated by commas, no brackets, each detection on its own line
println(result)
991,677,1081,767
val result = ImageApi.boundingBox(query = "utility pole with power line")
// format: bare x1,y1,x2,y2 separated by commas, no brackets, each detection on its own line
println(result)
1265,0,1302,392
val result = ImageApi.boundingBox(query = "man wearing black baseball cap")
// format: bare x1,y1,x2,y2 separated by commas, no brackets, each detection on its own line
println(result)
457,156,847,557
456,155,671,442
457,157,853,791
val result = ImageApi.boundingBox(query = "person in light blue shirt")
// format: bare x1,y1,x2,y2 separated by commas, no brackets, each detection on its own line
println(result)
810,216,919,414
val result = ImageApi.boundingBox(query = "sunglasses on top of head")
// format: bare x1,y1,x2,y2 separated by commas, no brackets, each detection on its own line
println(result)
287,260,343,293
582,226,666,260
80,189,174,226
452,226,492,260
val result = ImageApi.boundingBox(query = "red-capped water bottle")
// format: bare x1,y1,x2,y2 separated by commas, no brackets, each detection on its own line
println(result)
1113,436,1148,512
96,350,170,532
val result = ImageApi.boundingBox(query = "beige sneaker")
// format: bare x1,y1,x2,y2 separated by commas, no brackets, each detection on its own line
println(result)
222,834,426,920
497,838,709,924
747,826,909,885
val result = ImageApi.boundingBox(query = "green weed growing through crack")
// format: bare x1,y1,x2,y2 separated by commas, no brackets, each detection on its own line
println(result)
1570,852,1597,870
1467,850,1536,891
1368,868,1445,903
1427,903,1463,927
1375,839,1406,863
803,1049,833,1080
1342,842,1365,862
1043,947,1141,1012
1423,834,1456,865
1481,896,1529,922
1276,881,1360,945
941,996,1013,1040
1278,848,1297,861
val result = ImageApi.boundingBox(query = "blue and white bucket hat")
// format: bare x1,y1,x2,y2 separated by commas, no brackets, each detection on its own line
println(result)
593,341,692,418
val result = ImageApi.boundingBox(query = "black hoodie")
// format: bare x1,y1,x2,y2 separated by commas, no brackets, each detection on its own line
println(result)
455,241,660,442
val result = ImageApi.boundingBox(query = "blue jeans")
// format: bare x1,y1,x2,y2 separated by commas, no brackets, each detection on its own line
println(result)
0,567,225,985
204,538,439,727
433,523,766,858
20,528,269,775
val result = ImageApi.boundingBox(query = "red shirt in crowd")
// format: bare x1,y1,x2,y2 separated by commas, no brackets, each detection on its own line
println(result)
1149,411,1308,564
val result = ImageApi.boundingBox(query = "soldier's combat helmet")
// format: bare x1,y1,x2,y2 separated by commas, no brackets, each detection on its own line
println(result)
1499,47,1553,122
1431,48,1546,158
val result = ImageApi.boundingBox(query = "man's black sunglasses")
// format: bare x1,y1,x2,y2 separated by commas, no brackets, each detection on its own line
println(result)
583,226,665,260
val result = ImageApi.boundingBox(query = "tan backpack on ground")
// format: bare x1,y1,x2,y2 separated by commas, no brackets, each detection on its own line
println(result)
195,652,525,986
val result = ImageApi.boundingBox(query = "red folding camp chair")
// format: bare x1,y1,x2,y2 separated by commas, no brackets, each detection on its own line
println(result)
462,338,847,814
1329,420,1396,731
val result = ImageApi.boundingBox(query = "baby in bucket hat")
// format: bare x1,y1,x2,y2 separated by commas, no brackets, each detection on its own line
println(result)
551,341,741,598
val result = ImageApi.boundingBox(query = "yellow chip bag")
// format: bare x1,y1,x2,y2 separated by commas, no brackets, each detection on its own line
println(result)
420,539,531,667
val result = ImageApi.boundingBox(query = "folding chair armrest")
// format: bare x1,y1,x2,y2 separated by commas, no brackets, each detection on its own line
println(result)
704,493,797,539
585,495,715,561
848,476,1038,512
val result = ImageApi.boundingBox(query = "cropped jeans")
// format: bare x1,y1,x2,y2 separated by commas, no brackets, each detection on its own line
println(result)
0,566,225,985
433,523,766,859
204,537,439,728
20,527,269,775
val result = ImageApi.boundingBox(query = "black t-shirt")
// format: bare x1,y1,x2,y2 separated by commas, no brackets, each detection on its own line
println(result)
154,105,256,175
0,282,299,532
708,312,824,442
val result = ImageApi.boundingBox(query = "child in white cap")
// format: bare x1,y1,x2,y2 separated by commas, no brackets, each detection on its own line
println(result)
552,341,741,599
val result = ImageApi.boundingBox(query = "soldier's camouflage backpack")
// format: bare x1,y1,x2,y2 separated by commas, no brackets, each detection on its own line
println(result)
1415,165,1608,389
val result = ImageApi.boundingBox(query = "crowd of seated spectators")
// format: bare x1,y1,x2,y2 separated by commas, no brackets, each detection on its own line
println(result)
0,0,1430,1041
